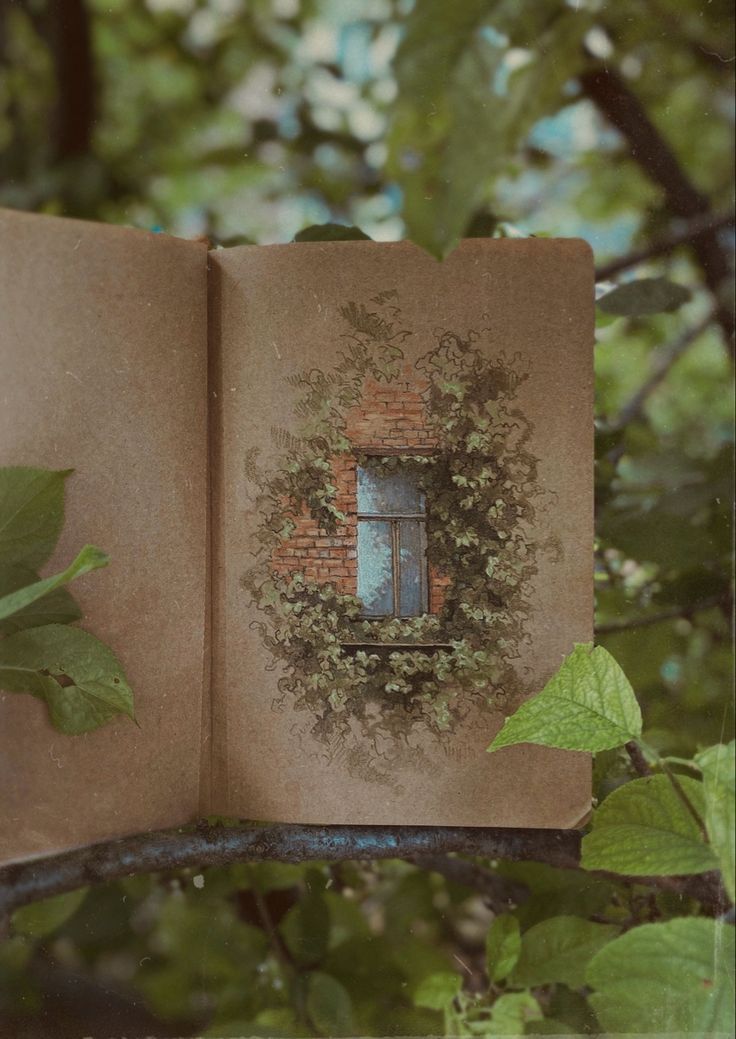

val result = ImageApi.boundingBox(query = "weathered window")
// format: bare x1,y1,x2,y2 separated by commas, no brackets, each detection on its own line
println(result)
356,464,428,617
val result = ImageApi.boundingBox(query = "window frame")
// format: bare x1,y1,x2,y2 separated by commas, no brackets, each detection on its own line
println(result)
355,456,430,619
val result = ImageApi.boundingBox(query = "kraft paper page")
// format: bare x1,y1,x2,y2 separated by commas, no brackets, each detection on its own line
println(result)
0,209,209,863
208,237,594,827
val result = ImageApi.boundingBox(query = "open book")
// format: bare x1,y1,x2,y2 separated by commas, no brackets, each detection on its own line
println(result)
0,208,594,864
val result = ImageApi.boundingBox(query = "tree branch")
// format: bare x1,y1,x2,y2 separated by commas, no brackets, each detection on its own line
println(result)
595,595,726,634
625,740,652,777
411,854,530,912
581,66,734,351
607,311,714,432
0,823,580,920
46,0,95,161
595,211,735,281
1,820,729,926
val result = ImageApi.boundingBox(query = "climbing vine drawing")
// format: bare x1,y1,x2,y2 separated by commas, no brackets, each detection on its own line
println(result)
243,292,540,779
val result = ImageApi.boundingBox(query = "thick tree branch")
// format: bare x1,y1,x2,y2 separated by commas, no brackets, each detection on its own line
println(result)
46,0,95,161
595,211,735,281
581,66,734,351
0,823,581,920
1,822,728,926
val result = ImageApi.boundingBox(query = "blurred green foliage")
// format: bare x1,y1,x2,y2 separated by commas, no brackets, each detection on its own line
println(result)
0,0,733,1035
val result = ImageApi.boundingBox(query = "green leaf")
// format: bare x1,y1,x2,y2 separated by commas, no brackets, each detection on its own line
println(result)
13,888,88,937
695,741,736,900
488,643,642,754
487,991,542,1035
486,913,521,983
0,467,72,569
496,862,615,929
239,861,308,893
0,544,107,623
305,972,354,1037
509,917,617,989
597,277,692,316
279,876,330,966
0,623,134,734
204,1009,309,1039
581,774,718,876
0,563,81,635
413,970,461,1010
586,917,735,1035
294,223,372,243
388,2,591,256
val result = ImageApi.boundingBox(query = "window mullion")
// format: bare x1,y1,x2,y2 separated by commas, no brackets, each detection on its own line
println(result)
391,519,401,616
419,518,428,613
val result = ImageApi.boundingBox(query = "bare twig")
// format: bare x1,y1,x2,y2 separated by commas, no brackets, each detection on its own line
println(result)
599,868,729,914
607,312,715,432
595,595,725,634
252,885,295,978
595,212,735,281
411,854,530,912
625,740,653,777
581,66,734,352
659,758,710,843
0,823,581,920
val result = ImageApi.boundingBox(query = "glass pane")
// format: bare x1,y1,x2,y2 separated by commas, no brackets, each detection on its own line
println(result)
357,520,394,616
357,465,424,515
398,520,427,617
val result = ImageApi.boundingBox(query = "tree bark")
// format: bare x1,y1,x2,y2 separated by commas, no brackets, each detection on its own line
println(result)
581,66,734,352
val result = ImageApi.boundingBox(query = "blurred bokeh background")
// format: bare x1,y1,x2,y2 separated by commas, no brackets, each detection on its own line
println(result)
0,1,733,1036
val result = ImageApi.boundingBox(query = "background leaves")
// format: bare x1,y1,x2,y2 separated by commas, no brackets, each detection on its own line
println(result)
0,0,733,1036
510,916,618,990
597,277,692,317
0,467,132,733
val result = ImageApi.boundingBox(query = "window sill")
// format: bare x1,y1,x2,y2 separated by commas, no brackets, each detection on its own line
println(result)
340,641,453,655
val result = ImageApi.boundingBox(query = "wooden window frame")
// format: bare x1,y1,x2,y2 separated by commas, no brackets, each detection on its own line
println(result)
356,454,430,619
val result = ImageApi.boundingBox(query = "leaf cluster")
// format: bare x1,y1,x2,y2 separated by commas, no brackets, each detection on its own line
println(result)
0,467,133,734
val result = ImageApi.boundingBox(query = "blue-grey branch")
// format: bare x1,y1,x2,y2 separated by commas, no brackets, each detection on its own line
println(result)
0,823,579,919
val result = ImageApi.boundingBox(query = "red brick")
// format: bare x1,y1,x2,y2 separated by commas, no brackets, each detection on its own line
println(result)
271,365,445,613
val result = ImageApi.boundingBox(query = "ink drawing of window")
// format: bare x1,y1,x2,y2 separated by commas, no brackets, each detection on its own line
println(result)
356,463,428,617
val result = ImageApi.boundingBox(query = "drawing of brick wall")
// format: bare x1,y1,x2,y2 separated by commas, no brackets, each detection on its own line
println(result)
271,363,450,613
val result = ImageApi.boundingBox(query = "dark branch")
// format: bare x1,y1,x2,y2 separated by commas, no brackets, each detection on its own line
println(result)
1,821,729,925
607,312,714,431
581,66,734,351
595,211,735,281
0,823,580,920
411,854,530,912
625,740,653,777
595,595,726,634
47,0,95,161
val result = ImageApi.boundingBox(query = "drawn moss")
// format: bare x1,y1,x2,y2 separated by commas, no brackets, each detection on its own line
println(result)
243,293,539,771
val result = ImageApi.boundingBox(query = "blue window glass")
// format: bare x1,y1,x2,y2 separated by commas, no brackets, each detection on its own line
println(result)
356,464,428,617
357,466,424,515
357,520,394,616
398,519,424,617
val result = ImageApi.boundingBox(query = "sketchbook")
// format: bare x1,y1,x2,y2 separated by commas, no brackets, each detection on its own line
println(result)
0,208,594,864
